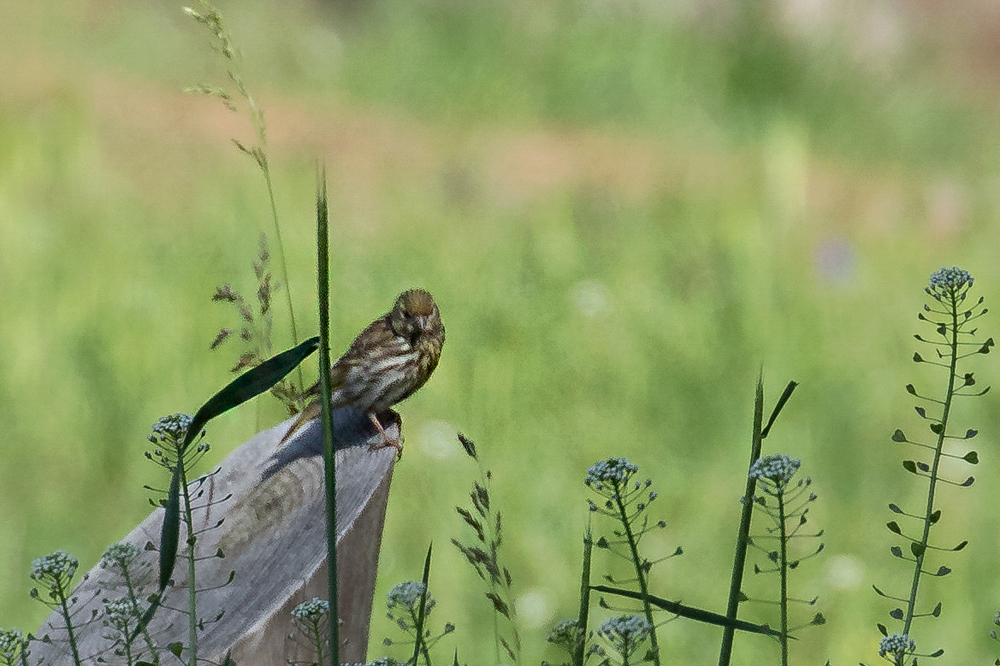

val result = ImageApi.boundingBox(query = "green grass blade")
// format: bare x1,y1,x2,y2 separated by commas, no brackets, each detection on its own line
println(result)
157,466,182,592
573,525,594,666
181,336,320,452
316,166,340,665
718,372,767,665
761,381,798,439
151,336,320,607
412,543,434,666
591,585,782,638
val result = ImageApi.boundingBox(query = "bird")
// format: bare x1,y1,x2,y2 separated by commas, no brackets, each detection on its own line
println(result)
280,289,445,456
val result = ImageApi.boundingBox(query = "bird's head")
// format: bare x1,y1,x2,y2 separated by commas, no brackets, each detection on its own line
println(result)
389,289,442,342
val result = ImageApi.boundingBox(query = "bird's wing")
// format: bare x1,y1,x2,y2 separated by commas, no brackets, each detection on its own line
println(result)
341,316,397,359
280,316,395,444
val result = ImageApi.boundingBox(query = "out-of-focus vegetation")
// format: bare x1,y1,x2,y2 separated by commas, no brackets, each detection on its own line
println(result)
3,0,1000,663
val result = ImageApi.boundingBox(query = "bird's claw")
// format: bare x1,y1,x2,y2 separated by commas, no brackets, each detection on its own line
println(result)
366,412,403,459
369,437,404,460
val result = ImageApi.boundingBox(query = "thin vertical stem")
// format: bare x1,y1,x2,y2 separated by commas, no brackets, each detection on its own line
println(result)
180,465,198,666
313,621,327,666
122,566,161,666
901,291,960,640
718,373,765,666
261,163,305,398
776,491,789,666
316,168,339,665
573,525,594,666
58,586,82,666
613,480,660,666
411,545,434,666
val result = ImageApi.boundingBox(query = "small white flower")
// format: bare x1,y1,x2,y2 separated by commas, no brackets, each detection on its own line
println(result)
928,266,972,291
585,458,638,488
749,454,801,487
386,581,432,613
597,614,653,655
101,542,140,569
547,619,582,649
104,597,140,632
291,597,330,622
30,550,78,586
878,632,915,658
150,413,194,443
0,628,26,663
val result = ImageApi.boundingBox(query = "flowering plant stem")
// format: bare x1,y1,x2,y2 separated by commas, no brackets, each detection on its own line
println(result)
307,620,327,666
609,478,660,666
775,491,790,666
574,526,594,666
121,567,161,665
180,463,198,666
57,583,82,666
901,284,959,643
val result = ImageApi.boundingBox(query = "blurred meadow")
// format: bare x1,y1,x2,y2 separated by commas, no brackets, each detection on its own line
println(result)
3,0,1000,663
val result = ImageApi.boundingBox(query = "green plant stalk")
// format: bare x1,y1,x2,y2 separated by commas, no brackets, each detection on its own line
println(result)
243,73,303,400
718,374,765,666
473,460,520,666
412,545,434,666
180,464,198,666
776,491,789,666
611,479,660,666
310,621,326,666
487,517,517,666
237,55,303,400
121,563,161,665
316,171,340,666
413,606,434,666
122,631,134,666
260,161,304,396
574,525,594,666
901,296,960,642
56,579,83,666
492,610,501,666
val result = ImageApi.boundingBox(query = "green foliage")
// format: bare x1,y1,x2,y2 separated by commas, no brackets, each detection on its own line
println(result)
3,1,1000,664
873,268,990,665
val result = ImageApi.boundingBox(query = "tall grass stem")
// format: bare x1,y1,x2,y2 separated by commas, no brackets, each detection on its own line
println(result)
316,167,339,665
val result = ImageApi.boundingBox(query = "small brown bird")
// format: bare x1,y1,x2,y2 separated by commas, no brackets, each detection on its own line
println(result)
282,289,445,454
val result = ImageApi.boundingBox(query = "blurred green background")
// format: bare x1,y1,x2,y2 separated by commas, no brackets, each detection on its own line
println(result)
3,0,1000,663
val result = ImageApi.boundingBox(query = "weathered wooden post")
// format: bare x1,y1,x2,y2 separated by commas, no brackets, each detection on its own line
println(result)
32,407,398,665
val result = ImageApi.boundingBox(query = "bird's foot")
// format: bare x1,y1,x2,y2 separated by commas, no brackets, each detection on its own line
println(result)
367,412,403,460
368,436,404,460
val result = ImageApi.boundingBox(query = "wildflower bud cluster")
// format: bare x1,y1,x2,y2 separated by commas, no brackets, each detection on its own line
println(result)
386,581,433,618
597,614,654,658
878,633,915,660
30,550,78,591
585,457,662,525
291,597,330,622
103,597,140,634
101,542,140,570
927,266,973,293
146,413,209,469
0,628,27,666
749,454,801,491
